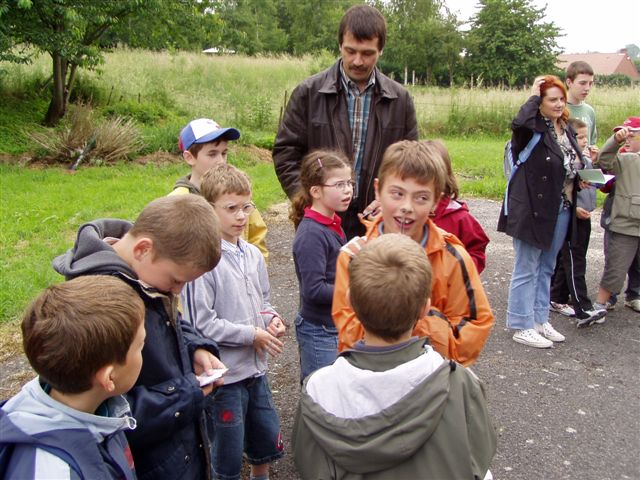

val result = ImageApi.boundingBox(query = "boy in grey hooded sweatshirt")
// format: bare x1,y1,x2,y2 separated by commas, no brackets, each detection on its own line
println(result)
293,234,496,480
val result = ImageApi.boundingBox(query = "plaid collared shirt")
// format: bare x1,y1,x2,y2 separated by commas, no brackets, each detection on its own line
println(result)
340,62,375,198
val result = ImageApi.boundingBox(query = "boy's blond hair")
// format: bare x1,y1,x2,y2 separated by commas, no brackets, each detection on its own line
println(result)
377,140,447,196
22,276,144,394
349,234,432,341
129,195,220,271
201,163,252,204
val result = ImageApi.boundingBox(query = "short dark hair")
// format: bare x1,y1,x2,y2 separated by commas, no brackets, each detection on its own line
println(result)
349,234,432,341
22,276,144,394
566,61,594,80
338,4,386,51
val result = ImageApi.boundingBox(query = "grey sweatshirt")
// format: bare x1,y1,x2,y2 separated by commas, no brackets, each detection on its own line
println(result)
181,239,278,384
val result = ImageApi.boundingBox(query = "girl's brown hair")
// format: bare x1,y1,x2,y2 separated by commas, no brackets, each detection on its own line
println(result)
423,139,458,199
289,150,351,228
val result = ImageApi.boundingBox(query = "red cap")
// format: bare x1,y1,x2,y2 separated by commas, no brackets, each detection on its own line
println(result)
613,116,640,132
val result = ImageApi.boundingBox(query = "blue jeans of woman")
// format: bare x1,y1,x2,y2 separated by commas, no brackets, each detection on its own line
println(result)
507,203,570,330
294,313,338,383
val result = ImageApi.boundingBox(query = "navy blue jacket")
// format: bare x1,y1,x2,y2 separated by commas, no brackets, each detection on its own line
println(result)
293,217,345,328
52,219,219,480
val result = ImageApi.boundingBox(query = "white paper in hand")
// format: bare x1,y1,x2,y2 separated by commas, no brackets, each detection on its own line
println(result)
197,368,228,387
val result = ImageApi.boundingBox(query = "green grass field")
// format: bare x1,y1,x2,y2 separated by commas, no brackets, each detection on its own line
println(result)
0,49,634,325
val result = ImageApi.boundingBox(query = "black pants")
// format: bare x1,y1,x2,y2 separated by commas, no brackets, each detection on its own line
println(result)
550,218,593,318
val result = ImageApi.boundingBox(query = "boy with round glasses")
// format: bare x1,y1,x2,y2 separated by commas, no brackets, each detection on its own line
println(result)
181,162,286,480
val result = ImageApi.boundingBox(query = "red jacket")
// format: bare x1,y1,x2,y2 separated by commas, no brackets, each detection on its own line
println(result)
432,196,489,274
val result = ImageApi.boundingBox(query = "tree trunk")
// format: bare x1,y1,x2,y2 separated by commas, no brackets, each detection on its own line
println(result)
44,53,67,126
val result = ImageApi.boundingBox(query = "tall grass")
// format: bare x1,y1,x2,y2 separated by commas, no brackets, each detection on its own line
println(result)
2,49,637,155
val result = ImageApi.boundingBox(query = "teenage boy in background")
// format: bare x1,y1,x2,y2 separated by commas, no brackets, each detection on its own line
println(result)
171,117,269,261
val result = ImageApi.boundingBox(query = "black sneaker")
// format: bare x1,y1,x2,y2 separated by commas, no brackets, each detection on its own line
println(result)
576,308,607,328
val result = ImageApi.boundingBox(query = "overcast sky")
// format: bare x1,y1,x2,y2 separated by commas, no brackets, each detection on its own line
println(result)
444,0,639,54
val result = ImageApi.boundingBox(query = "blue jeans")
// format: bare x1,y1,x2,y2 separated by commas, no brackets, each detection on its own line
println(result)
294,313,338,383
207,376,284,480
507,203,570,330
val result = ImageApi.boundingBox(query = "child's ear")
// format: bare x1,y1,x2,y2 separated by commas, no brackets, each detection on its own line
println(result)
132,237,154,262
95,365,116,393
374,178,380,201
309,185,322,199
183,150,197,167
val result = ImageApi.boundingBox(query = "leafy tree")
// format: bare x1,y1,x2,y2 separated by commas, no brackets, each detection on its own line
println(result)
379,0,464,85
464,0,561,87
1,0,153,125
213,0,288,55
282,0,357,55
104,2,222,52
624,43,639,59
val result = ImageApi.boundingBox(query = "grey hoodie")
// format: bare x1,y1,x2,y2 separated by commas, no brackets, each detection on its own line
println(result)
0,378,136,479
292,340,496,479
181,238,278,384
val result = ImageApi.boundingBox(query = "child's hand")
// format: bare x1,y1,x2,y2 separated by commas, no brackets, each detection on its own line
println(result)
358,200,381,221
192,348,226,394
267,316,286,338
576,207,591,220
614,127,629,143
588,145,599,162
253,327,283,357
340,236,367,258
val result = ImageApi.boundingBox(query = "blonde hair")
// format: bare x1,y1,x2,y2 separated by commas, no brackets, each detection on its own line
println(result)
349,234,432,341
201,163,252,204
377,140,447,196
289,150,351,228
22,276,144,394
129,195,220,271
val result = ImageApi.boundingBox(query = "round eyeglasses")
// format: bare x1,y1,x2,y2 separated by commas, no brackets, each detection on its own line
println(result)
213,202,256,216
322,180,356,192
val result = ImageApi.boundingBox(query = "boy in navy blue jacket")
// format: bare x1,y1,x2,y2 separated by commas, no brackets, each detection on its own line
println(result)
0,276,145,479
51,195,225,480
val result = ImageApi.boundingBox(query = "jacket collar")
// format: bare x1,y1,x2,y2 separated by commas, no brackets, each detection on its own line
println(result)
318,60,399,100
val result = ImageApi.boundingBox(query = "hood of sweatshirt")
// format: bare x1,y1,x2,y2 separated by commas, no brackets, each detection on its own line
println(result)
1,378,136,444
297,346,450,473
173,175,200,194
52,219,136,280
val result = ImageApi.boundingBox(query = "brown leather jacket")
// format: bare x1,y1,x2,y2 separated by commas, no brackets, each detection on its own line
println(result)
273,60,418,236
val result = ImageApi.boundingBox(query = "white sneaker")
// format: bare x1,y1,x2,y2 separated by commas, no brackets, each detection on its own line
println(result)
625,299,640,313
513,329,553,348
576,308,607,328
534,322,565,342
592,303,608,323
549,302,575,317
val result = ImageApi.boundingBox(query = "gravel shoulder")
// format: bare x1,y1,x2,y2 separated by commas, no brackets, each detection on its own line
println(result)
2,198,639,480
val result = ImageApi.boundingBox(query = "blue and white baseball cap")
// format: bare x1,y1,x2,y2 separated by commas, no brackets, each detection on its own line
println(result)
179,118,240,151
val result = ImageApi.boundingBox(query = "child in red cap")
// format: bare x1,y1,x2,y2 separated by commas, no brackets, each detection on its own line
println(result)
594,117,640,314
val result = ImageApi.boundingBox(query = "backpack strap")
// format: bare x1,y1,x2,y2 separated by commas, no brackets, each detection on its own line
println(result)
503,132,542,216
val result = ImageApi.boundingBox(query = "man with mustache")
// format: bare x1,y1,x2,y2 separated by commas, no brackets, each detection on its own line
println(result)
273,4,418,239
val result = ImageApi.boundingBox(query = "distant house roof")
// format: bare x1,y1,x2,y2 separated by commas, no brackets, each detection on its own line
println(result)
557,52,639,79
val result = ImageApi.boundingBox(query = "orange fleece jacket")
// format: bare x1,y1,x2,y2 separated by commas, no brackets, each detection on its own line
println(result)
332,218,494,366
